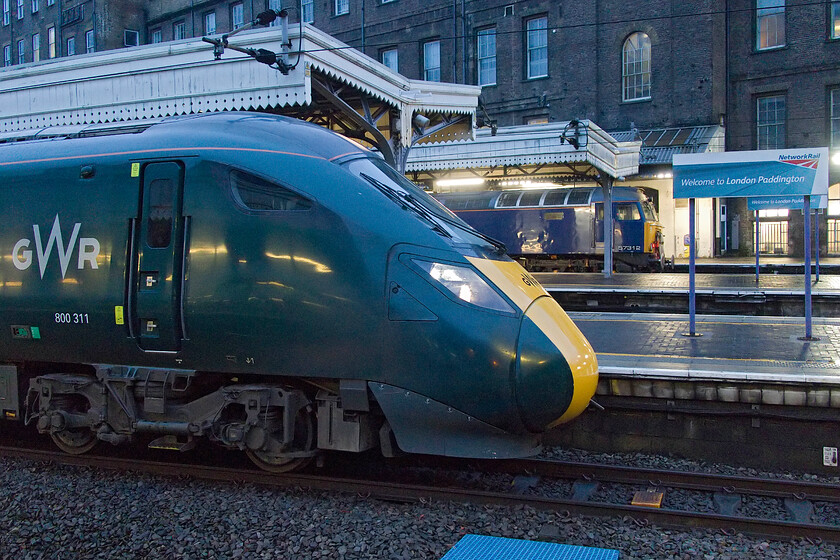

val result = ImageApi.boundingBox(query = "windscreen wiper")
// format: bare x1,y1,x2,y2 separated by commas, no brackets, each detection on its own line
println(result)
403,192,507,255
360,173,453,239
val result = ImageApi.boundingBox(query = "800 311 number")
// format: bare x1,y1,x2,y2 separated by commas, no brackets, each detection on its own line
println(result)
55,312,89,324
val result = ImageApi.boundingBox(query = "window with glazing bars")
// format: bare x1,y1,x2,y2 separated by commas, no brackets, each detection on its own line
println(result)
424,40,440,81
622,32,651,101
301,0,313,22
756,0,785,50
526,16,547,78
477,27,496,86
757,95,785,149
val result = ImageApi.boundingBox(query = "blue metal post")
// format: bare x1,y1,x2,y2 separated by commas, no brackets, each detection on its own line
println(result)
804,196,813,340
603,177,614,278
755,210,760,284
815,207,820,282
689,198,696,335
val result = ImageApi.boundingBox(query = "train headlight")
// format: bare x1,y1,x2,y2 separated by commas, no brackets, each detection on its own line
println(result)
413,260,514,313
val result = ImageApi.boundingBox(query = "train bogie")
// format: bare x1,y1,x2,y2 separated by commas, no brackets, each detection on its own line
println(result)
0,113,598,470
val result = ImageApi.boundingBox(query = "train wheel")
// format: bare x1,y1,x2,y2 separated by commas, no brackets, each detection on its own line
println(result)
46,394,98,455
50,429,98,455
245,406,316,473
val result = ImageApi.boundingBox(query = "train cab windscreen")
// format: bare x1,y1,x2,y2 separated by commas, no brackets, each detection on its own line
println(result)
642,200,658,222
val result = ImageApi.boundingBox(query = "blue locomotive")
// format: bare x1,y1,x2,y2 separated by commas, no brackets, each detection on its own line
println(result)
435,186,664,272
0,112,598,471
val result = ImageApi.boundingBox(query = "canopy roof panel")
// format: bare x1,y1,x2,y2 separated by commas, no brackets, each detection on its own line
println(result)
610,124,725,166
406,120,641,180
0,24,479,150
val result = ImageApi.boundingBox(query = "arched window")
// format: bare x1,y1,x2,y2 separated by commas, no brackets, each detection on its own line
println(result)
623,32,651,102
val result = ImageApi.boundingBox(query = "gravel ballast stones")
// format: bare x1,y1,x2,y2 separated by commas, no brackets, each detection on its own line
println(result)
0,452,837,560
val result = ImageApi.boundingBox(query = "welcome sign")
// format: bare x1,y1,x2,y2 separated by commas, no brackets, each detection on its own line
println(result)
747,194,828,211
673,148,829,199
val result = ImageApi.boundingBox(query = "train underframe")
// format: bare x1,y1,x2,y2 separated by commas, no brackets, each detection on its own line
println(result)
14,363,389,472
517,252,667,273
3,362,541,471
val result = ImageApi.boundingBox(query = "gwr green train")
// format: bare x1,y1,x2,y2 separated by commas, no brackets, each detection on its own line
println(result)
0,112,598,471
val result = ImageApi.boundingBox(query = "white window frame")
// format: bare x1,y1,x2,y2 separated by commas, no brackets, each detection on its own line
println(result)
151,29,162,44
47,25,54,57
47,0,52,5
173,21,186,40
231,2,244,29
31,32,38,61
423,40,440,82
756,0,785,51
269,0,282,26
477,27,496,86
301,0,313,23
526,16,548,79
66,36,74,56
16,0,22,19
3,44,9,66
204,11,216,35
2,0,8,26
757,94,786,150
85,29,94,53
17,38,23,63
381,47,398,72
622,32,652,101
335,0,349,16
30,0,36,13
832,2,840,40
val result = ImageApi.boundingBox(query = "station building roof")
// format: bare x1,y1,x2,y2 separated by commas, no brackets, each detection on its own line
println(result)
405,120,641,184
610,124,725,167
0,23,480,164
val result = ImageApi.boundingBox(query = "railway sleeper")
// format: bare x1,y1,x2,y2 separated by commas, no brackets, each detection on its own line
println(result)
22,365,381,472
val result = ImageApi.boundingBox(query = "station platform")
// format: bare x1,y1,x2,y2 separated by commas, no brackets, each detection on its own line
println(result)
536,271,840,316
568,311,840,407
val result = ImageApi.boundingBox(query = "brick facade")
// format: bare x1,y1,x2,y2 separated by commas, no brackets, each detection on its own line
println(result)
0,0,144,63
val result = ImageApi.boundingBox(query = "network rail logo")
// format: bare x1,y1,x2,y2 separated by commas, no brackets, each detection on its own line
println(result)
778,153,821,169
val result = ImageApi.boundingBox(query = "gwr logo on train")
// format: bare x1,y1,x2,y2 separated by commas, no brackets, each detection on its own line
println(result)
11,215,101,279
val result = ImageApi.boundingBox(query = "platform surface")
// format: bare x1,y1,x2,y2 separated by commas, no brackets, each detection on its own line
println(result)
535,271,840,296
569,312,840,384
441,534,619,560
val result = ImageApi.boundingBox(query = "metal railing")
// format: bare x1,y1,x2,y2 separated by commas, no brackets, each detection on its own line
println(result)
757,220,788,255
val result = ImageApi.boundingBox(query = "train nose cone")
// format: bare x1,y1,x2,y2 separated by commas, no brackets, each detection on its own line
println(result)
515,296,599,432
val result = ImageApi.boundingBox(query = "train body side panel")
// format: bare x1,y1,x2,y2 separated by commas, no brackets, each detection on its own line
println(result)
0,157,138,364
176,156,387,380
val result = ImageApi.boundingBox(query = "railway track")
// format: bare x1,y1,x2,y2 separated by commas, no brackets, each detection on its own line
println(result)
2,445,839,544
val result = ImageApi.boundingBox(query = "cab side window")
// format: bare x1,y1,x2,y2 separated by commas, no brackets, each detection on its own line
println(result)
231,170,312,212
615,203,641,221
148,178,174,248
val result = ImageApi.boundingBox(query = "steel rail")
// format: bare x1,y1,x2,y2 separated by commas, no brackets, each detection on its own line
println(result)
2,446,839,544
496,458,840,503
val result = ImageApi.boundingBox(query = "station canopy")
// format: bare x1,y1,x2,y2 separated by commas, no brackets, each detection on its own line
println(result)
0,23,480,171
405,120,641,189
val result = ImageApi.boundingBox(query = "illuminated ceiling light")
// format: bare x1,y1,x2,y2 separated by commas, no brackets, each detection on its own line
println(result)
435,178,486,188
833,152,840,166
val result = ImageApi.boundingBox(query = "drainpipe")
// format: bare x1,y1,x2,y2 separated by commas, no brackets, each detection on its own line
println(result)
452,0,457,82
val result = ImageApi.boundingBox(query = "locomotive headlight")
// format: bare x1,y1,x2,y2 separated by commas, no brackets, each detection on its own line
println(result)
413,260,514,313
